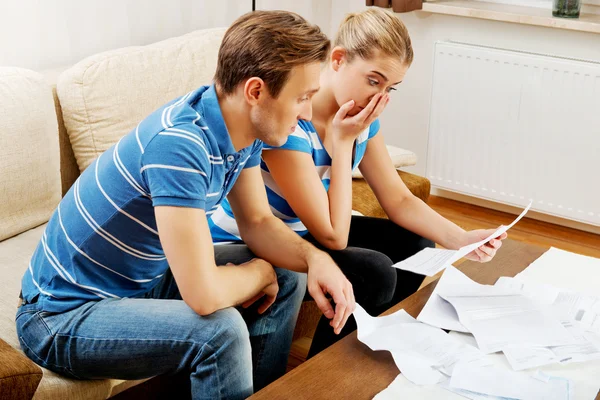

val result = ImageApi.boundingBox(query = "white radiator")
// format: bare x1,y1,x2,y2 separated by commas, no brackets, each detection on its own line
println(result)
426,41,600,227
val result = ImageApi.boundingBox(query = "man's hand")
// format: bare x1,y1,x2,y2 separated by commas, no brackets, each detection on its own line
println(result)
306,251,355,335
228,259,278,314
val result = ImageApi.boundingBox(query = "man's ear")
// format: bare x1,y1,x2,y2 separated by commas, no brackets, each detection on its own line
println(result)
243,77,266,105
330,46,347,72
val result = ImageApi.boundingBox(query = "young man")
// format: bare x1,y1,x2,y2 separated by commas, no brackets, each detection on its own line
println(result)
16,11,355,399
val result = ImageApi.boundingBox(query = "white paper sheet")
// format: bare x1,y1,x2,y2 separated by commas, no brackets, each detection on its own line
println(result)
502,346,559,371
516,247,600,297
439,288,575,354
373,331,600,400
393,200,532,276
417,265,474,332
354,304,417,352
449,362,573,400
354,304,489,385
494,276,600,369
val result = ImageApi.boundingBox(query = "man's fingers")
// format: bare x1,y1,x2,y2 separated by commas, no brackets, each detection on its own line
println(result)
347,283,356,315
329,285,350,332
331,298,347,332
242,292,265,308
310,285,335,319
257,295,276,314
334,285,354,334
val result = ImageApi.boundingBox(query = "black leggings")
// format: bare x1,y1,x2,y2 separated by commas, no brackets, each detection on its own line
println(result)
304,215,435,358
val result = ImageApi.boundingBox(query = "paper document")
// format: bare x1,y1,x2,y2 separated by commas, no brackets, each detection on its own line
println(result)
393,200,532,276
417,265,475,332
496,276,600,334
439,287,575,354
449,362,573,400
354,304,489,385
516,247,600,297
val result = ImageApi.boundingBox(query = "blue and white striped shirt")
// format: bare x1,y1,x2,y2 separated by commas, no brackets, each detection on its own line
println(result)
21,84,262,313
209,119,380,242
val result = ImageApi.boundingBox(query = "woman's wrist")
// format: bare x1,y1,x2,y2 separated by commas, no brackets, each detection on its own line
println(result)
445,227,469,250
331,136,355,154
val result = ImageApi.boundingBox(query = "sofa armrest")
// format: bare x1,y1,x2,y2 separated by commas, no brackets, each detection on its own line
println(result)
0,339,43,400
351,170,431,219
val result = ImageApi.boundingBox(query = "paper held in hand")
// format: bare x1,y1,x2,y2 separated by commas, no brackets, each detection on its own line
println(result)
392,200,533,276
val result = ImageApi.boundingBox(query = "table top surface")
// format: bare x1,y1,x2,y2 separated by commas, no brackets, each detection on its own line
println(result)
250,239,550,400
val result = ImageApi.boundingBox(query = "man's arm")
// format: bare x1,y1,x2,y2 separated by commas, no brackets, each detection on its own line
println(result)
155,205,276,316
227,166,356,334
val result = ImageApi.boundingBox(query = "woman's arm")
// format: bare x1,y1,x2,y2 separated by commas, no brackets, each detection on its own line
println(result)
263,94,388,250
359,134,505,261
262,143,353,250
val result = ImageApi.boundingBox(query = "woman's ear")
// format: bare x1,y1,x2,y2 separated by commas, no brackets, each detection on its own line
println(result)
330,46,347,72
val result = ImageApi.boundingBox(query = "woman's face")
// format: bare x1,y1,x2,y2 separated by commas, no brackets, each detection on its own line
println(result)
330,48,409,116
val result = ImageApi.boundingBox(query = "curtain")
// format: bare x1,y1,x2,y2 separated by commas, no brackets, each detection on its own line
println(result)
366,0,423,13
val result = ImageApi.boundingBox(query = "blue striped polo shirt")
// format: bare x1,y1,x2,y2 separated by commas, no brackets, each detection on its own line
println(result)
209,118,380,242
21,84,262,313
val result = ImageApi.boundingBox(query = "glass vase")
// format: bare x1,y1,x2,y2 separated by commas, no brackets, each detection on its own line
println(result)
553,0,581,18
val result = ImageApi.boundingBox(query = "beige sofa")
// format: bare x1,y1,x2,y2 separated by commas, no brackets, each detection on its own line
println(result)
0,27,430,399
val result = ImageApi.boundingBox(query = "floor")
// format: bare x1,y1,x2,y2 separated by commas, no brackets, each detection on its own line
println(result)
287,195,600,370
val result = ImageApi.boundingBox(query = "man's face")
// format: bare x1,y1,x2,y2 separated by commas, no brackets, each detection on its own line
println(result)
250,62,321,147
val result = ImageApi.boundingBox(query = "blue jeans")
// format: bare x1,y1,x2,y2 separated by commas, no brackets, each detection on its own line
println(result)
16,244,306,399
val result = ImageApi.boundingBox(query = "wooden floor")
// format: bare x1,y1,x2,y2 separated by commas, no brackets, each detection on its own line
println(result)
287,195,600,370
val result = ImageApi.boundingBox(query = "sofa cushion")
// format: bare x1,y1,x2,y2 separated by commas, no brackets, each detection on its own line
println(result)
0,338,42,400
57,27,227,173
0,225,150,399
352,145,417,179
0,68,61,242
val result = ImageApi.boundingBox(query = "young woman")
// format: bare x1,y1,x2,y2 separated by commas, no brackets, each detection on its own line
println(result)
209,8,507,357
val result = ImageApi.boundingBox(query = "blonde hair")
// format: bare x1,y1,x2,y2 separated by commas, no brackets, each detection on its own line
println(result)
334,8,413,65
215,11,330,98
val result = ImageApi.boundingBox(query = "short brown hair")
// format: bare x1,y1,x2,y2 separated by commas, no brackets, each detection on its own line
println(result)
214,10,330,98
335,8,413,66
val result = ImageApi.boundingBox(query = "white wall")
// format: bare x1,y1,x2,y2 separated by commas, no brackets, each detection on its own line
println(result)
0,0,331,71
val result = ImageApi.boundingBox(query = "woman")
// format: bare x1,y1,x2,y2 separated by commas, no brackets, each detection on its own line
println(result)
209,8,506,357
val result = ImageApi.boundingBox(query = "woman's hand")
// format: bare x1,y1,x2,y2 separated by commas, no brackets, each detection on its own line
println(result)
460,230,508,262
331,93,389,144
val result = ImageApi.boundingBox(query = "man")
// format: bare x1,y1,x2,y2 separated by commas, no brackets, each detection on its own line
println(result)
16,11,355,399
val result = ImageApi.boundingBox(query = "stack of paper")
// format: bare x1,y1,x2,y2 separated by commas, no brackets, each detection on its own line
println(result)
447,363,574,400
354,305,489,385
358,247,600,399
438,283,576,354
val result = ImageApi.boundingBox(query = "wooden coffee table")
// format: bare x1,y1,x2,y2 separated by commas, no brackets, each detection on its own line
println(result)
250,239,551,399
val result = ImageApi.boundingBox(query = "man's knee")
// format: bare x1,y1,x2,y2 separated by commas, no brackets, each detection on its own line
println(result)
202,308,252,365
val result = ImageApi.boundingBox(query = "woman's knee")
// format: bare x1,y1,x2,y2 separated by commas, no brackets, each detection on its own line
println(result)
339,248,397,306
417,236,435,251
